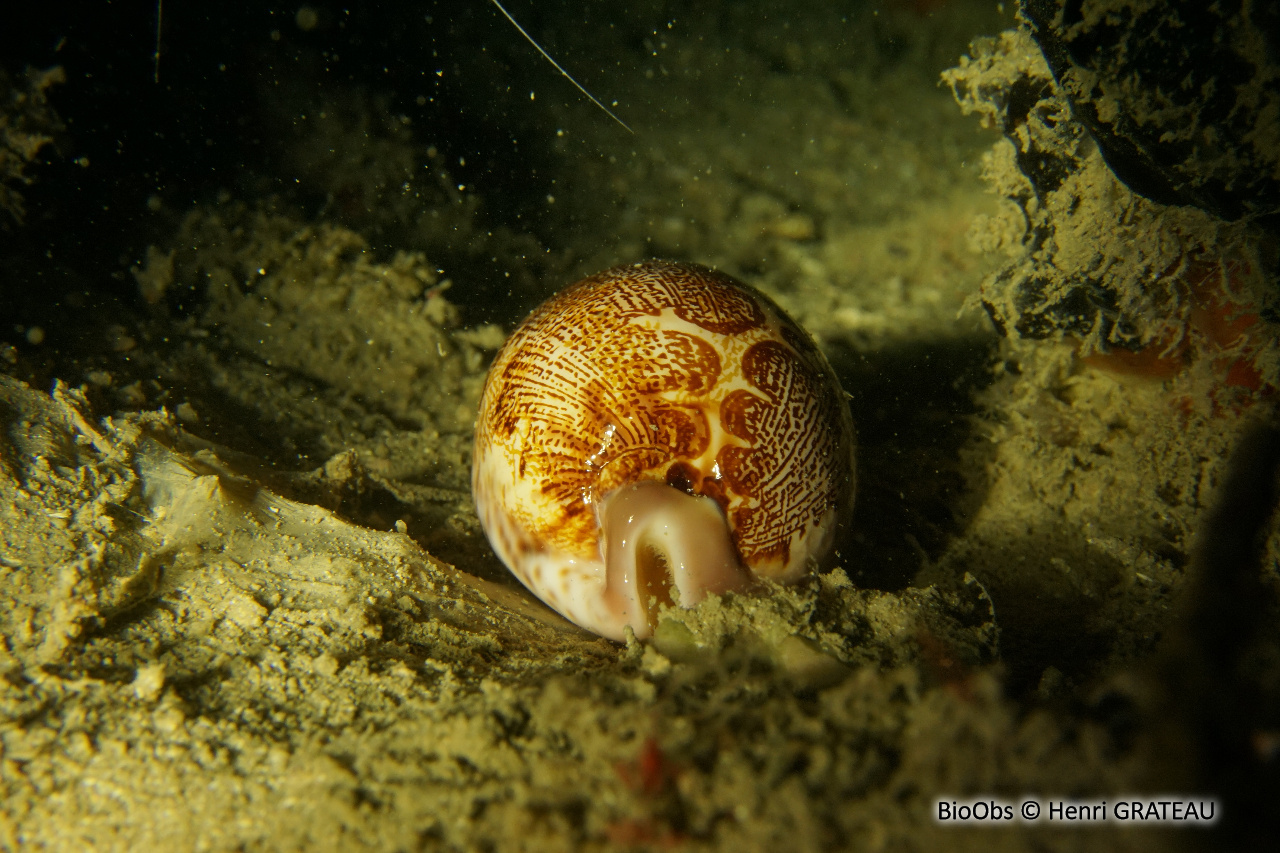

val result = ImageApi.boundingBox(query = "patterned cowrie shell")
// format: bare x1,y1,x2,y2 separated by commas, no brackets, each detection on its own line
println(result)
472,260,856,640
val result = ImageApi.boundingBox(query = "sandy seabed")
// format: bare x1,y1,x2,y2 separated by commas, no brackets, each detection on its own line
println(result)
2,1,1277,850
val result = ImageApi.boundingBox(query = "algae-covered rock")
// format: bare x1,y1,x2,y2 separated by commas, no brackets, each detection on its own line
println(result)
1023,0,1280,223
0,65,64,227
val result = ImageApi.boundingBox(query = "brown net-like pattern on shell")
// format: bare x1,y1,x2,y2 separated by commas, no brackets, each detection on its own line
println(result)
475,261,852,574
719,340,847,573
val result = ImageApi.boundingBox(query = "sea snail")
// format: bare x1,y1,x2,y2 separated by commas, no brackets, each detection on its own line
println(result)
472,260,856,641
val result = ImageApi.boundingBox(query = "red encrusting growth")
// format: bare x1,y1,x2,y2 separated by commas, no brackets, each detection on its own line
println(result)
1078,254,1272,408
607,737,688,848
